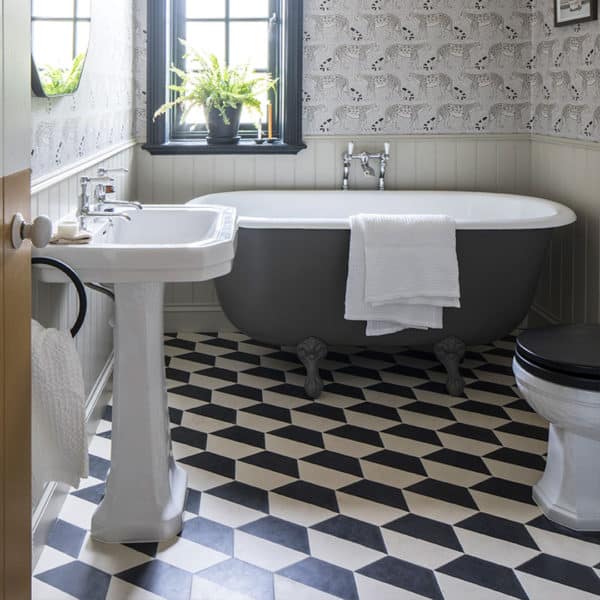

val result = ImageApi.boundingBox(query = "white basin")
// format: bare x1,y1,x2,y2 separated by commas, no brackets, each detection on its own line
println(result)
34,205,237,283
33,205,238,544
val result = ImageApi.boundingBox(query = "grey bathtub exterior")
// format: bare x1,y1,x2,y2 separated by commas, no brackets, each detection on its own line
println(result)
215,226,556,395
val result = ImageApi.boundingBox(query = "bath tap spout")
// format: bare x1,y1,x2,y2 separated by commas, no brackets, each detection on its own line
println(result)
360,153,376,177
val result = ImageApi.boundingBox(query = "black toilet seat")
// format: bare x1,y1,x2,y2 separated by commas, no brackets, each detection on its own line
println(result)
515,325,600,392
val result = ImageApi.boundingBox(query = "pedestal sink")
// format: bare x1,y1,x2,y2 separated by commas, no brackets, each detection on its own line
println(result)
33,205,237,543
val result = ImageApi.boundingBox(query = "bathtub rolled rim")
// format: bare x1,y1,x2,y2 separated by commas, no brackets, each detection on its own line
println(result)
188,190,576,231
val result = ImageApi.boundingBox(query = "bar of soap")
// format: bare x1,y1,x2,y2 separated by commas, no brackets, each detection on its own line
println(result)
57,220,79,238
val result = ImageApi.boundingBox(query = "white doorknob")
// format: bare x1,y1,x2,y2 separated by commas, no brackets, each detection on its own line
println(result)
11,213,52,249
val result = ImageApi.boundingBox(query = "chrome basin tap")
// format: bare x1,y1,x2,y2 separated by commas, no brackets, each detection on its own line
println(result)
95,167,143,210
342,142,390,191
78,175,132,230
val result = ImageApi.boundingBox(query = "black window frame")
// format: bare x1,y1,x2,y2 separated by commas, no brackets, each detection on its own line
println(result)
144,0,305,155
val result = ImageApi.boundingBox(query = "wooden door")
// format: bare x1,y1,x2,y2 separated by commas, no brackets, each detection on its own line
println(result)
1,0,32,598
1,171,32,600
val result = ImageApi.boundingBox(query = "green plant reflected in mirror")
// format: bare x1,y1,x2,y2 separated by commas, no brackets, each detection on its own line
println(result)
31,0,91,97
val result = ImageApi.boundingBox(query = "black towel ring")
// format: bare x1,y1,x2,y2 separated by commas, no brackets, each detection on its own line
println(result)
31,257,87,338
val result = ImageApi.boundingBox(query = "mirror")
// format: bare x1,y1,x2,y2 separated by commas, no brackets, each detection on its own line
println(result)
31,0,91,97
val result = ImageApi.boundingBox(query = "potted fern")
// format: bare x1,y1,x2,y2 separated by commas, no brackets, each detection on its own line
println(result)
154,42,276,145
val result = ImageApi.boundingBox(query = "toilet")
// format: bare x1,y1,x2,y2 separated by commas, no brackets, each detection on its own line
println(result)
513,324,600,531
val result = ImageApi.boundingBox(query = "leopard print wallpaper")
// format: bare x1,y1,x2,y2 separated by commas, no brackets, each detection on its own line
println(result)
530,0,600,140
302,0,530,135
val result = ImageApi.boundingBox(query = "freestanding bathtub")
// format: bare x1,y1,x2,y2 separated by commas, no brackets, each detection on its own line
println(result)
188,191,576,398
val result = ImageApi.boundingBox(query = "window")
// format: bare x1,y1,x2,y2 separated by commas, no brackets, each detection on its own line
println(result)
144,0,305,154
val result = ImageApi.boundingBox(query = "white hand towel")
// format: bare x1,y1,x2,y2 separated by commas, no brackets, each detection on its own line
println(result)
31,319,88,495
345,214,460,336
50,231,91,245
361,214,460,306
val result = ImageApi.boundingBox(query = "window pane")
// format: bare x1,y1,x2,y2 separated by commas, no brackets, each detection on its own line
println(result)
181,103,206,127
77,0,91,18
229,22,269,69
186,0,225,19
32,0,74,18
240,90,269,129
75,22,90,56
185,22,226,64
32,21,74,69
229,0,270,18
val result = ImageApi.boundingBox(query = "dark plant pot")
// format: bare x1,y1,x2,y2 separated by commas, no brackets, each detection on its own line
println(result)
205,105,242,145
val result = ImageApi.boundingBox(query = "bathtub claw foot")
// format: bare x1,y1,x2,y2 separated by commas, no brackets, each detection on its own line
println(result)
297,337,328,399
434,336,466,397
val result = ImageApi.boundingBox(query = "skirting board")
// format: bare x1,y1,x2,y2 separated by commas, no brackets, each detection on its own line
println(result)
31,353,114,569
164,304,234,333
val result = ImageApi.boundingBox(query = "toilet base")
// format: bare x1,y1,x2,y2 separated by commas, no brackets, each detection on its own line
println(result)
533,424,600,531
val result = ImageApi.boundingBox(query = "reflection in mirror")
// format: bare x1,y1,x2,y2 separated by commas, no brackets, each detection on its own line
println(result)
31,0,91,97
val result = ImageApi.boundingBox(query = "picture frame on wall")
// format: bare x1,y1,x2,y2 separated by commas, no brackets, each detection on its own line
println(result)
555,0,598,26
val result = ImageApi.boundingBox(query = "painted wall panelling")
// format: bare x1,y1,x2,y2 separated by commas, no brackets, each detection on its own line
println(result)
530,135,600,325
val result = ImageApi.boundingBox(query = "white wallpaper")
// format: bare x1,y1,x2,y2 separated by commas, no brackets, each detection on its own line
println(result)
529,0,600,141
31,0,135,179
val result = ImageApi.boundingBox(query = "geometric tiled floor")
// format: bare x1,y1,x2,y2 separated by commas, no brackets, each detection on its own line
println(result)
34,332,600,599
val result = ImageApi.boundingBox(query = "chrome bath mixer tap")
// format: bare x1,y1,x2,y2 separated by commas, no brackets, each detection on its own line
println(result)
342,142,390,191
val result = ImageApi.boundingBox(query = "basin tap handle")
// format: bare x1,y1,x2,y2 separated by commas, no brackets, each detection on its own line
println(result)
97,167,129,177
347,142,354,157
384,142,390,156
82,175,114,184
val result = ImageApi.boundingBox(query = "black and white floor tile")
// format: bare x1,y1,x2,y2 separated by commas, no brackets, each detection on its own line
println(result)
34,332,600,600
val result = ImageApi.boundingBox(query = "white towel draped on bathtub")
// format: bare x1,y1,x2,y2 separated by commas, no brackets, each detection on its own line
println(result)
31,319,88,496
344,214,460,336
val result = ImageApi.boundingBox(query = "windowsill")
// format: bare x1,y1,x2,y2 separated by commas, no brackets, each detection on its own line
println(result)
142,139,307,155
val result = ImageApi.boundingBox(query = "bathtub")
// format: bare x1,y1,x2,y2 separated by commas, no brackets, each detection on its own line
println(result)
188,191,575,397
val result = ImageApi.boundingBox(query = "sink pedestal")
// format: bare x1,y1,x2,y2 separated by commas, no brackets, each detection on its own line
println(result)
91,282,187,543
